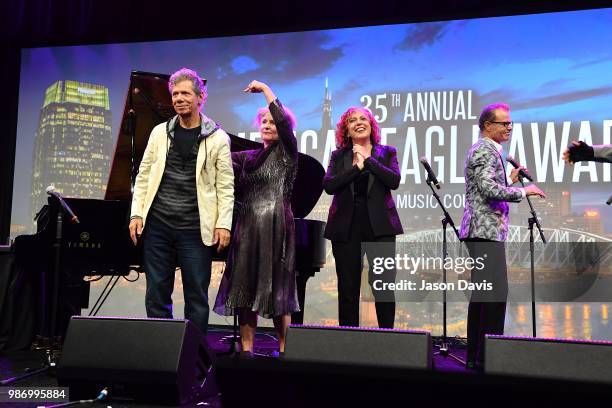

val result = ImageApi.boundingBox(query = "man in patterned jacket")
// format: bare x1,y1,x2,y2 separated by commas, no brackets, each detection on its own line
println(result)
459,103,546,370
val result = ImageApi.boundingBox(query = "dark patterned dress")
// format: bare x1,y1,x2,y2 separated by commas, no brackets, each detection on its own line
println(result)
214,99,299,318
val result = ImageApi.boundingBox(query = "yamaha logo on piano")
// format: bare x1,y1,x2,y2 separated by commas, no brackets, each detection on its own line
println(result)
66,231,102,249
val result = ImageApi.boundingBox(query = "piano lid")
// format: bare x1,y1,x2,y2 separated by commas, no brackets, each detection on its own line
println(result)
105,71,324,218
105,71,174,201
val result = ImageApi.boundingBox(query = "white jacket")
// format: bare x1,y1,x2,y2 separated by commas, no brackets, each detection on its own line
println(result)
130,114,234,245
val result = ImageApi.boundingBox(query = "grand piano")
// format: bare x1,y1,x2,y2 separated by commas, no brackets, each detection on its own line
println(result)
14,71,326,339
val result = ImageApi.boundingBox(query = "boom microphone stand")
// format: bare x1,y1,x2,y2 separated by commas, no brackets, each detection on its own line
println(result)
1,193,79,385
420,159,464,364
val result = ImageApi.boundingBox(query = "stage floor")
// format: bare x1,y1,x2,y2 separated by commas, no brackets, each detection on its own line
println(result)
0,328,471,407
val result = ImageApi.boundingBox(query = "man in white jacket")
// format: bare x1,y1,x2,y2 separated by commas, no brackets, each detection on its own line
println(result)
129,68,233,333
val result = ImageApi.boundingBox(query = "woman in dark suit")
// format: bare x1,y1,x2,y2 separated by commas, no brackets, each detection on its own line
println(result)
323,106,403,328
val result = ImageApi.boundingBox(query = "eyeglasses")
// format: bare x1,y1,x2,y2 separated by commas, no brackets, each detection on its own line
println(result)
488,121,513,128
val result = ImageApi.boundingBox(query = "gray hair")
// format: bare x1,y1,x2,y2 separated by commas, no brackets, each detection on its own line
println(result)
478,102,509,130
168,68,208,103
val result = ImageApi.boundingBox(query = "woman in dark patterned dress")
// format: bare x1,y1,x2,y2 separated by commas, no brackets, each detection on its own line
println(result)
214,80,299,354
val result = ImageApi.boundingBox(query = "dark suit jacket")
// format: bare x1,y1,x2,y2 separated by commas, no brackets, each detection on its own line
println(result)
323,144,403,242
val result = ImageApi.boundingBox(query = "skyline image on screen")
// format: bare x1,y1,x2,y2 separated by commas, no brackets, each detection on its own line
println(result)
11,7,612,339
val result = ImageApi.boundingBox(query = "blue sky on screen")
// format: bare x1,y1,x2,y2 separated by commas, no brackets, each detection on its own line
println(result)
13,7,612,230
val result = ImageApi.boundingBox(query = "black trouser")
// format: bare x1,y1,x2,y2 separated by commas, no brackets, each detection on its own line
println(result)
332,235,396,329
464,238,508,365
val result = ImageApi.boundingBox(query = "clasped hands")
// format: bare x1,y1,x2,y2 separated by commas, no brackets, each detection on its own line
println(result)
352,145,370,170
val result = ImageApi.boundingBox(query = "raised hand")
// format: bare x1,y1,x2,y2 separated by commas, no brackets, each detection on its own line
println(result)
243,80,268,93
244,80,276,104
563,140,594,164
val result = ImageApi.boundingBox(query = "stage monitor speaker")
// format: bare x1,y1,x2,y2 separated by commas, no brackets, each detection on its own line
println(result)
485,335,612,384
285,324,432,369
57,316,214,405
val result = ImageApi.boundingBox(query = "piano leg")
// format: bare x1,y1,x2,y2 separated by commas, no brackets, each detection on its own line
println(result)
292,271,313,325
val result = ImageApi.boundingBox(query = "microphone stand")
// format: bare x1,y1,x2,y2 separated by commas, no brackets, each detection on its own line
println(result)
424,175,464,365
46,196,80,361
517,176,546,337
1,196,77,385
216,258,240,357
218,312,240,356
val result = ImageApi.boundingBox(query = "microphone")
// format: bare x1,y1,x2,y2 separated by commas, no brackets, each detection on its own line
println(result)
46,186,80,224
419,157,441,189
506,156,534,182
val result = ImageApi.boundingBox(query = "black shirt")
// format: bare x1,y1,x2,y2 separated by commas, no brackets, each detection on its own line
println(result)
148,123,201,229
174,124,200,161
